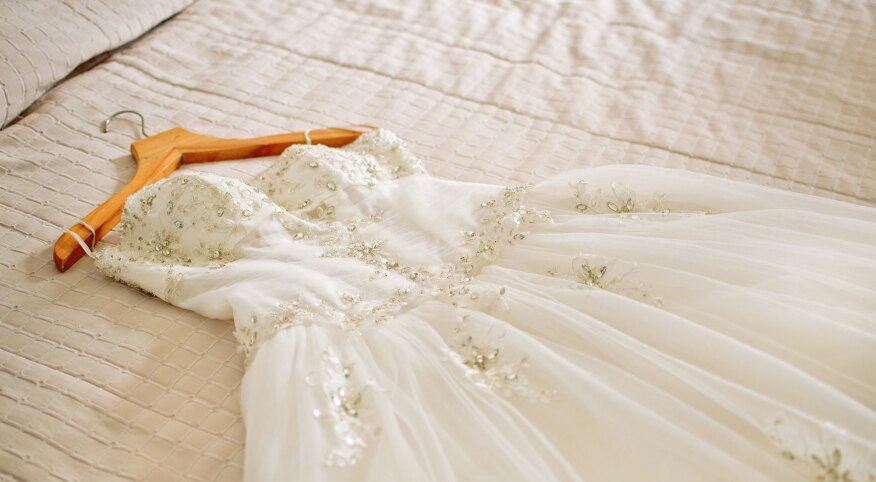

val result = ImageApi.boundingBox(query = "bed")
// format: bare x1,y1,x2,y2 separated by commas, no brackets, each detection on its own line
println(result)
1,0,874,480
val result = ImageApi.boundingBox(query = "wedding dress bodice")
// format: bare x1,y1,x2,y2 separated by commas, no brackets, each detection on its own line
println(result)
95,130,543,359
100,129,425,269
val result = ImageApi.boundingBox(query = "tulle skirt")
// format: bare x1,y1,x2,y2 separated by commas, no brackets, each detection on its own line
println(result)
240,166,876,481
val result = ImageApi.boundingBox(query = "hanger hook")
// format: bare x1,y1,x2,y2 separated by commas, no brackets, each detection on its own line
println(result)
103,110,148,138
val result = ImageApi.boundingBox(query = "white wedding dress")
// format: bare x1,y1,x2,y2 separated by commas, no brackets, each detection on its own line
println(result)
93,130,876,481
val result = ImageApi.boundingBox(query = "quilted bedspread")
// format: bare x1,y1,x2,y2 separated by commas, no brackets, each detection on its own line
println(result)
1,0,874,480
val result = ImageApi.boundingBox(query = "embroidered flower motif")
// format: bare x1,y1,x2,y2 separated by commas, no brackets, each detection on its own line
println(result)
459,185,552,274
569,180,669,215
547,254,664,307
606,183,637,214
308,350,381,468
575,259,608,287
322,240,387,266
234,300,321,358
767,413,876,482
446,316,557,402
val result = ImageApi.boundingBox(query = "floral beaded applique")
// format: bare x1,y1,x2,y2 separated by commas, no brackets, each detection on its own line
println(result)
546,254,664,307
766,414,876,482
234,299,322,359
570,180,668,215
307,350,382,468
234,288,414,360
459,185,553,274
446,315,557,403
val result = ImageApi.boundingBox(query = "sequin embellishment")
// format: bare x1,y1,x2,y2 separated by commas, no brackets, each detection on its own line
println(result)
547,255,664,307
459,185,552,274
570,180,668,215
446,316,557,402
95,173,272,299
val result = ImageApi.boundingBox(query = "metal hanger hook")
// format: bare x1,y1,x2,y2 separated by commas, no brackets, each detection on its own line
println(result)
103,110,148,138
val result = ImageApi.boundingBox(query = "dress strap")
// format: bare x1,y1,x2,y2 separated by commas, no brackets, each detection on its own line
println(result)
67,220,97,259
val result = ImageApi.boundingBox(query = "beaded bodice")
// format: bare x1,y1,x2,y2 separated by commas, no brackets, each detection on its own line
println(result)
94,129,547,360
100,130,424,268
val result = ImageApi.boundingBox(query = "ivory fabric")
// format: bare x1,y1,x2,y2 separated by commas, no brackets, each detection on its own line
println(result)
0,0,874,480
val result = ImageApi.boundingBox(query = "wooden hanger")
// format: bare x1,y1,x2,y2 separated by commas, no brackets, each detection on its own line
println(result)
54,113,374,272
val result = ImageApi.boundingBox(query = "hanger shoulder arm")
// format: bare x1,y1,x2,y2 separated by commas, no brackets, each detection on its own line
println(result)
178,127,368,164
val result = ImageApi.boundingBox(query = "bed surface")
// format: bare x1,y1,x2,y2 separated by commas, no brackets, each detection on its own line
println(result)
1,0,874,480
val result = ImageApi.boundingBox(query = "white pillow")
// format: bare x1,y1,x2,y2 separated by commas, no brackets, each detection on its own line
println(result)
0,0,192,128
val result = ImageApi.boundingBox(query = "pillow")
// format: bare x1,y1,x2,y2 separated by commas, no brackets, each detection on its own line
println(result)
0,0,193,128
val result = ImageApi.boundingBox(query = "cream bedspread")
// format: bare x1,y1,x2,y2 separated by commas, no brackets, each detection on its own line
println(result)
1,0,874,480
